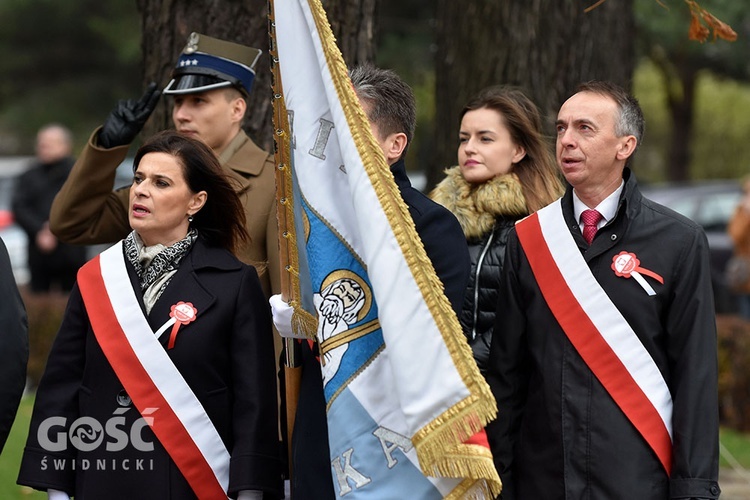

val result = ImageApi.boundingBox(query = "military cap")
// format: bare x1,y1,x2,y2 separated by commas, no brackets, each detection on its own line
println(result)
163,32,261,96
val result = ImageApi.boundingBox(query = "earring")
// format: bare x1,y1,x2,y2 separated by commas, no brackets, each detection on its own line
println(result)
188,215,194,223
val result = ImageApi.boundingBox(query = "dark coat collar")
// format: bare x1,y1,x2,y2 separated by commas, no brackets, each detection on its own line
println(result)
389,158,412,190
185,236,243,272
561,167,641,227
122,237,240,324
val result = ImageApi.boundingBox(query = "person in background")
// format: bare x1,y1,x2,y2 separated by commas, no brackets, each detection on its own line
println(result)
18,131,282,500
271,65,471,499
485,81,720,499
12,124,87,293
727,175,750,319
0,236,28,453
430,86,563,374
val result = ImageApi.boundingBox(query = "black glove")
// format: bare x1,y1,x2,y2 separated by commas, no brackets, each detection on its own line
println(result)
98,82,161,149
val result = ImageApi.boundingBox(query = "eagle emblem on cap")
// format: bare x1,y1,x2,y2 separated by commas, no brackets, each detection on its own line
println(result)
185,32,200,54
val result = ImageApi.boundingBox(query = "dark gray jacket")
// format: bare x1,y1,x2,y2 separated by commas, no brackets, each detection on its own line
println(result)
486,169,721,499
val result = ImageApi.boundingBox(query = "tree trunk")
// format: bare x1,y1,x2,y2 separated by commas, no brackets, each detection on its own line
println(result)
323,0,378,64
665,68,695,182
432,0,635,190
136,0,377,151
664,63,696,182
648,43,697,183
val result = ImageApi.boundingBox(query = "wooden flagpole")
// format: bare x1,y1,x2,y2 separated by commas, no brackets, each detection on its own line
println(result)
268,2,302,486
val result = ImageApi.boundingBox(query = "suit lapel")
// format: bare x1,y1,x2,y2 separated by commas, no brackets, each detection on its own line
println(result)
146,239,238,347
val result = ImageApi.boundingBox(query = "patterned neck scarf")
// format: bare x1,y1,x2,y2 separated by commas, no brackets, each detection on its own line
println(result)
124,229,198,312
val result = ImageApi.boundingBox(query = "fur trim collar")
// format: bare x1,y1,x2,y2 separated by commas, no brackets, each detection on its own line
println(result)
430,166,528,239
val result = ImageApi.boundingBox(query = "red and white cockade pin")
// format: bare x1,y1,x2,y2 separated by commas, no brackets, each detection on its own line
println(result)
154,301,198,349
611,251,664,296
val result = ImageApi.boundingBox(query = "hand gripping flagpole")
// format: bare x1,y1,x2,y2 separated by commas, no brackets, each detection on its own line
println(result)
268,1,319,486
271,0,501,496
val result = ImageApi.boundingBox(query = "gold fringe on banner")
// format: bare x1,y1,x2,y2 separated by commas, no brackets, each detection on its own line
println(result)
291,307,318,338
269,3,318,341
304,0,502,496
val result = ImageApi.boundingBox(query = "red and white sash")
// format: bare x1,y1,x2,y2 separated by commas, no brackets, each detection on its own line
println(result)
515,199,674,474
77,242,230,499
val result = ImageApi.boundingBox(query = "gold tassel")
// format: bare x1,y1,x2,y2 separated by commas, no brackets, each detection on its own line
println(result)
306,0,502,495
291,306,318,339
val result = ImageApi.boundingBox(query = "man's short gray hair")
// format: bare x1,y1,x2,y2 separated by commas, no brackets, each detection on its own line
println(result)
349,64,416,156
576,81,644,148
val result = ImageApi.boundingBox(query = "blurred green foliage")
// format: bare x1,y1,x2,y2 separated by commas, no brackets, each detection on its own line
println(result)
635,0,748,79
692,74,750,179
720,427,750,468
0,397,45,499
632,0,750,181
376,1,437,171
0,0,748,183
633,60,750,183
0,0,141,154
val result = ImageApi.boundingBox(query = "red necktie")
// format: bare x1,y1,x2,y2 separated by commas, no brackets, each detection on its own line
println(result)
581,209,603,245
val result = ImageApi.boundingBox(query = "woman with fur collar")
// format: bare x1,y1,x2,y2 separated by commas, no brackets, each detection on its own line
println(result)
431,86,563,374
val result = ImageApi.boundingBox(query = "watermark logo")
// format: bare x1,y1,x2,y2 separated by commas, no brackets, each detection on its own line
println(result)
38,407,156,453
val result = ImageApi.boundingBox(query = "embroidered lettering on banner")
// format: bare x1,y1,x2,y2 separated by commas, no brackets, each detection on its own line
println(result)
373,426,413,469
331,448,371,496
309,118,335,160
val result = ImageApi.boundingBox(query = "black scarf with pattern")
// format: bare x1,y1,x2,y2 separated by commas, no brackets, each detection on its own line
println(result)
124,229,198,292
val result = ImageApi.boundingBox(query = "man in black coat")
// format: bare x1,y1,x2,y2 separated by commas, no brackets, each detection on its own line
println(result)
12,124,87,293
485,81,720,499
275,65,471,499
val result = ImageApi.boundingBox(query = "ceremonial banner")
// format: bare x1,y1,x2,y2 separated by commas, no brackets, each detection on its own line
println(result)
269,0,500,498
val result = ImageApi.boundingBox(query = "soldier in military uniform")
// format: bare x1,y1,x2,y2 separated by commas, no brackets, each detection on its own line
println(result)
48,33,280,299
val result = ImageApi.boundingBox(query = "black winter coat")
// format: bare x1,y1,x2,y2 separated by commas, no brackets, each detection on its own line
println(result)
486,169,721,500
430,168,529,374
18,238,284,499
0,237,27,452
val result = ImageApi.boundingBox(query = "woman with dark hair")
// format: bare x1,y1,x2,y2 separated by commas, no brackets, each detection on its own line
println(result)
18,131,282,500
431,86,564,374
130,129,250,255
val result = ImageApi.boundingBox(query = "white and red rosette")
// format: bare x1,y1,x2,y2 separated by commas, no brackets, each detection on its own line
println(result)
167,301,198,349
611,251,664,296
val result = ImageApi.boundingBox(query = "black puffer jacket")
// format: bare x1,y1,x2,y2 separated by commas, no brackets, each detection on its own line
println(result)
462,219,514,370
430,167,528,373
